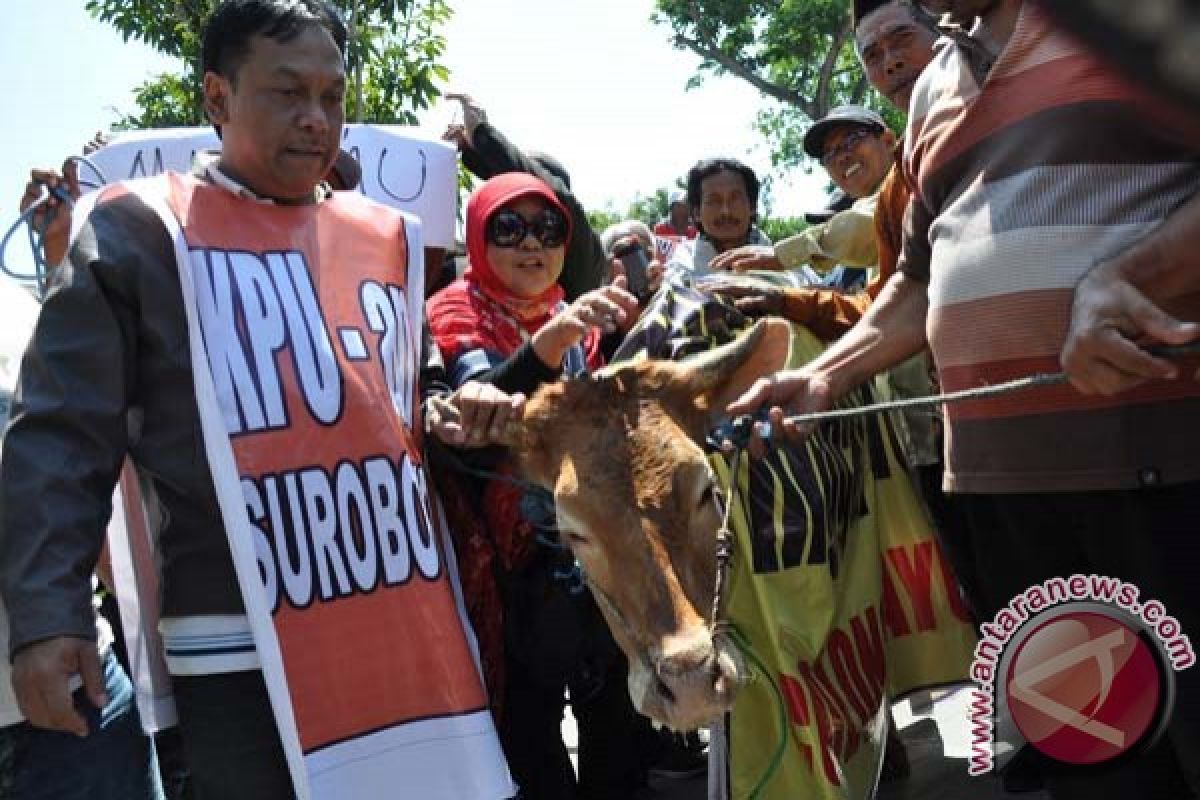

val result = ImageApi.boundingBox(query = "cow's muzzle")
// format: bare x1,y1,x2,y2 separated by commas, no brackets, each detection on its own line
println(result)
629,626,747,732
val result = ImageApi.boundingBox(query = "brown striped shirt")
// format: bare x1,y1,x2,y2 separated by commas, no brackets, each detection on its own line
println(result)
899,2,1200,493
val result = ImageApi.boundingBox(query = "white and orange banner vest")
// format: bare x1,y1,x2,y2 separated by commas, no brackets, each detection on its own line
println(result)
98,173,513,800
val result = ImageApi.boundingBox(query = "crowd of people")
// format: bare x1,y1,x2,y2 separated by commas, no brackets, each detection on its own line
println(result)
0,0,1197,799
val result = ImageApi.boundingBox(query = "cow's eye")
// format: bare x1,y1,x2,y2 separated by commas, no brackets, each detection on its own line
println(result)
563,530,589,547
698,485,716,510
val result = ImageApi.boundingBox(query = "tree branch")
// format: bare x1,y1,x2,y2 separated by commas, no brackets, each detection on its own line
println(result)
849,72,870,105
676,34,808,107
813,16,854,120
676,0,815,115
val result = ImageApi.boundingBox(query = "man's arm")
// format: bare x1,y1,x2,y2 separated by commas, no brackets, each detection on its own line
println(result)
779,198,880,272
17,162,82,268
728,270,929,437
711,197,880,274
727,183,937,438
421,319,528,449
1,202,142,732
1062,192,1200,394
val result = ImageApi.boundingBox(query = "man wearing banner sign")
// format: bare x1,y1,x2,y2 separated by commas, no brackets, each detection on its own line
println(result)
0,2,516,799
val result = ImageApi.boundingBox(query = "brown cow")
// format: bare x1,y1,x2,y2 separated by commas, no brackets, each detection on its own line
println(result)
501,318,794,732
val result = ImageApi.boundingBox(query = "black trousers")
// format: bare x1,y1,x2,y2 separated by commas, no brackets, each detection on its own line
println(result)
916,462,981,625
172,672,293,800
946,481,1200,800
499,656,656,800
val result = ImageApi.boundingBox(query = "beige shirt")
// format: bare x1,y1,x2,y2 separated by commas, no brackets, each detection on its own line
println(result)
774,192,880,273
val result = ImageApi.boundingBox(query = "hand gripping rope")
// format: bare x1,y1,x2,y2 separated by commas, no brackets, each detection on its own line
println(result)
0,156,109,299
730,341,1200,436
700,339,1200,796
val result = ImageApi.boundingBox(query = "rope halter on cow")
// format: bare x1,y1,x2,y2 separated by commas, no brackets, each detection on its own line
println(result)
704,416,789,798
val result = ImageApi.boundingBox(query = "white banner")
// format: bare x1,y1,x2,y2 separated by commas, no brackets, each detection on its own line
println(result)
81,126,457,247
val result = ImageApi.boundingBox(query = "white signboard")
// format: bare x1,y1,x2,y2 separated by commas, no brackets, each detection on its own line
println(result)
82,126,457,247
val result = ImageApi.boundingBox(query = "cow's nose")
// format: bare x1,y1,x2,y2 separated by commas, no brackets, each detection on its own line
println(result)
656,628,715,680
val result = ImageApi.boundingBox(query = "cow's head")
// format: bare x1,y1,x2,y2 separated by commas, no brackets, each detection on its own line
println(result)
504,318,792,730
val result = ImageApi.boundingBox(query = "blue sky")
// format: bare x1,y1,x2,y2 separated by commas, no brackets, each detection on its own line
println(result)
0,0,828,275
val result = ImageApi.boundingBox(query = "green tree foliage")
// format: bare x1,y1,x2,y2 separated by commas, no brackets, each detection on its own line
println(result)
627,189,670,227
86,0,451,129
586,207,624,236
652,0,902,170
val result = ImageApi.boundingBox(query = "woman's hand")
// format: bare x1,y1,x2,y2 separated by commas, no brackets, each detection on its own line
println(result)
609,255,666,298
532,285,639,367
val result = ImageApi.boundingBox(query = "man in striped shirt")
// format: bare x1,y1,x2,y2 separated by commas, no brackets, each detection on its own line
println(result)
732,1,1200,796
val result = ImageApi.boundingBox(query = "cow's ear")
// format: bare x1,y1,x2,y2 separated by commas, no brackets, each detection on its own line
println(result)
496,388,555,489
677,318,793,419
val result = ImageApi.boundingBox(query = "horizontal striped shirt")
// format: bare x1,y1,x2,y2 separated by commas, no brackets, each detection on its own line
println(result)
900,2,1200,492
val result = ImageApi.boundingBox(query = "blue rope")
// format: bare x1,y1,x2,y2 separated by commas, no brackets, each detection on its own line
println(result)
0,156,109,299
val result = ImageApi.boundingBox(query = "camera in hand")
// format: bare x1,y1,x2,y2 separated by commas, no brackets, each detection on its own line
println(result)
612,239,651,303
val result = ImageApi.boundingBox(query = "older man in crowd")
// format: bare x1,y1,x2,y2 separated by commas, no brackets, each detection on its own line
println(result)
734,1,1200,797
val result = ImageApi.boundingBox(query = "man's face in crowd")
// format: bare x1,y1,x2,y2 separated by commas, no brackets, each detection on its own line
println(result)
669,201,690,230
204,25,346,200
696,170,752,249
821,125,896,199
857,2,939,112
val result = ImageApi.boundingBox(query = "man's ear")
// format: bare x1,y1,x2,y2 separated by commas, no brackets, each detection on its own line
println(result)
676,318,793,422
202,72,232,128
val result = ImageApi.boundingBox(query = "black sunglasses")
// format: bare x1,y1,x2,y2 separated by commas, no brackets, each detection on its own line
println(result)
486,208,569,248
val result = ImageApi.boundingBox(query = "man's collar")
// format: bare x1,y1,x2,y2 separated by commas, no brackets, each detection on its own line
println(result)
937,13,999,85
192,150,331,205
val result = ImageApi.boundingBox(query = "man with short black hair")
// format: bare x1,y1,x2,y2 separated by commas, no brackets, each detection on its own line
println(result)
1,3,516,798
673,157,771,275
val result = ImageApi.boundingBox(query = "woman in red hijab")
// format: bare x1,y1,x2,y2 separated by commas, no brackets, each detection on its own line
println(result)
427,173,649,800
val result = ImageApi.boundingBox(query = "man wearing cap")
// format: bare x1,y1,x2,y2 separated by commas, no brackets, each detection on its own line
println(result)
709,0,974,617
654,190,698,241
706,0,943,354
712,0,939,291
713,106,896,281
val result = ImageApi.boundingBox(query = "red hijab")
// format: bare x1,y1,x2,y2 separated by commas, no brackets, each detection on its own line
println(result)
428,173,576,361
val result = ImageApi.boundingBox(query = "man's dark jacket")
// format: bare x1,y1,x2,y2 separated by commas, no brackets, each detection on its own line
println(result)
0,189,449,656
